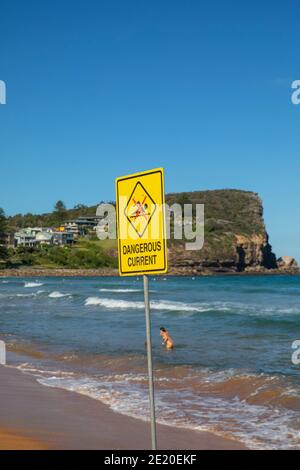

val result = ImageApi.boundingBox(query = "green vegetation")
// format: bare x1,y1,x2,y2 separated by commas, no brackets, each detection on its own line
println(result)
54,200,67,224
165,189,266,262
0,207,8,264
7,201,114,232
7,238,118,269
166,189,264,236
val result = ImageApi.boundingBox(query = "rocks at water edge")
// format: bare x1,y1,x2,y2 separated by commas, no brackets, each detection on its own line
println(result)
277,256,298,270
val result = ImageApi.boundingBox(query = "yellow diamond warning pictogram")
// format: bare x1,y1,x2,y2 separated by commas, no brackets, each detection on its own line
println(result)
124,182,157,238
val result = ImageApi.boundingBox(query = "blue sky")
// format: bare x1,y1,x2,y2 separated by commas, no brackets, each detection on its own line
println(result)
0,0,300,260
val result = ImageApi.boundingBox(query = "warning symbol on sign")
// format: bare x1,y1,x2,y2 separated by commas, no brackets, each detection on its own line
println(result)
124,182,157,238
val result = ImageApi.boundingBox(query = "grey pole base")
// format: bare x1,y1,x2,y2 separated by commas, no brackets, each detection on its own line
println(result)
143,275,157,450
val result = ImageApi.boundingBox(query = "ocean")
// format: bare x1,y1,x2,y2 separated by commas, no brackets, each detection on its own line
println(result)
0,275,300,449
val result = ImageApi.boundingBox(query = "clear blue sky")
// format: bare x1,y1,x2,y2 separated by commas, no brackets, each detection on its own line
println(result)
0,0,300,260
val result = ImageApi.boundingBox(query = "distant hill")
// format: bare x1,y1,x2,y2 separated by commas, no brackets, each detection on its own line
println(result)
165,189,277,273
6,189,279,273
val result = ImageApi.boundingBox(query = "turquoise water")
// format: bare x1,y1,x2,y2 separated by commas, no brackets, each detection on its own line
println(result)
1,275,300,448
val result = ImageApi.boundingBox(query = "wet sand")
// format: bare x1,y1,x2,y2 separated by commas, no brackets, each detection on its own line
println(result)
0,428,47,450
0,365,246,450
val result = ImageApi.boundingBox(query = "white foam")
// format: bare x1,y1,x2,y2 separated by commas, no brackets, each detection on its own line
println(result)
99,288,142,293
5,290,45,299
84,297,206,312
48,291,71,298
16,293,38,298
0,292,31,299
24,282,44,288
36,372,300,450
12,363,74,377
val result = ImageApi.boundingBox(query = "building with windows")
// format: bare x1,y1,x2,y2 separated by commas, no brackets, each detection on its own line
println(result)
61,222,82,237
14,227,74,247
14,229,37,247
35,231,53,245
52,231,74,245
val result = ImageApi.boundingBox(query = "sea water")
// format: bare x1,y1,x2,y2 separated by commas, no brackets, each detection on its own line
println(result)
1,275,300,449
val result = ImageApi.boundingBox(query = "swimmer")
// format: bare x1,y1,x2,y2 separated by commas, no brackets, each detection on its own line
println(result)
160,326,174,350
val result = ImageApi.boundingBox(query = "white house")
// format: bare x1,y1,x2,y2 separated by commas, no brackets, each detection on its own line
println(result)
14,229,37,247
35,231,53,245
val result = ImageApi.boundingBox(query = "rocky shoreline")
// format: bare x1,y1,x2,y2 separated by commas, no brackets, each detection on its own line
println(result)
0,266,300,277
0,268,119,277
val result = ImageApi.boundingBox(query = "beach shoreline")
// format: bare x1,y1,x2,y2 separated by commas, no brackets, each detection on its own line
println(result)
0,365,246,450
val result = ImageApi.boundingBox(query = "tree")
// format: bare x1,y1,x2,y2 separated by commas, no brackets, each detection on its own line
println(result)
177,193,193,212
54,200,66,212
54,200,67,224
0,208,7,241
0,208,8,262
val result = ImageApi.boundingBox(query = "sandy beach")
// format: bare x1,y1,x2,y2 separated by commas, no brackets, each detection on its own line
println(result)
0,428,47,450
0,365,245,450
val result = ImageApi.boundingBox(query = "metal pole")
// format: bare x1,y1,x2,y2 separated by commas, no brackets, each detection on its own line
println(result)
143,274,157,450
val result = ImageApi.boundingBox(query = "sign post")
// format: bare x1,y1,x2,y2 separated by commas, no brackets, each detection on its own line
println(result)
116,168,168,450
143,274,157,449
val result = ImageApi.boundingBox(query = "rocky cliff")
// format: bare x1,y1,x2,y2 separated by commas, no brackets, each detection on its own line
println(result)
166,189,278,274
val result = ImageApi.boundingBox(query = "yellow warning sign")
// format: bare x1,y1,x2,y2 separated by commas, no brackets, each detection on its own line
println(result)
116,168,168,276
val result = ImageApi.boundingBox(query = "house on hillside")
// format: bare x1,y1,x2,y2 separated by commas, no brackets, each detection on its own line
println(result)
14,227,54,247
60,222,82,237
35,231,53,245
14,227,74,247
52,231,74,245
14,229,37,247
74,216,102,230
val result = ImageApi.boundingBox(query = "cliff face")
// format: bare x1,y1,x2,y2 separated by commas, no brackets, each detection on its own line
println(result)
166,189,277,274
235,233,277,271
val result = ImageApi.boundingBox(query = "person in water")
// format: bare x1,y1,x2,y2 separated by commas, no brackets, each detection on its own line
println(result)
160,326,174,350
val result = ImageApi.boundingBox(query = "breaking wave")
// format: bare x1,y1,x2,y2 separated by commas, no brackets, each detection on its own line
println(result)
84,297,215,312
34,367,300,450
99,288,142,293
48,291,72,298
24,282,44,288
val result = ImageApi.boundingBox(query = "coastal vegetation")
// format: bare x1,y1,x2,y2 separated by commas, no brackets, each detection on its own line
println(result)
7,200,100,232
6,238,118,270
0,208,8,265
